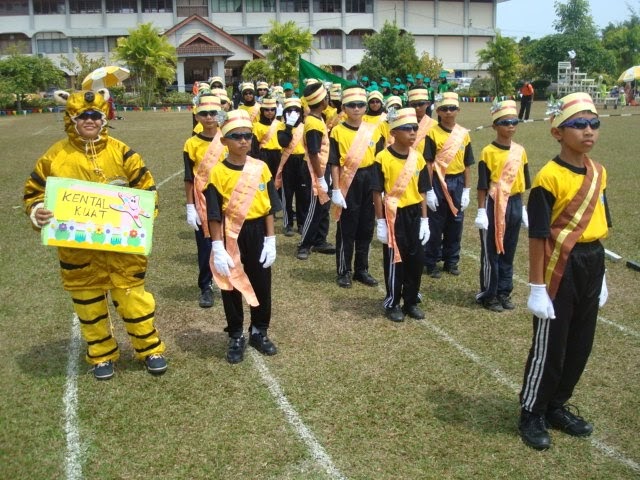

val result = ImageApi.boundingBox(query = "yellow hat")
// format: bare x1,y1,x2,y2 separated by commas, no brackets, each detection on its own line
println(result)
330,89,342,101
407,88,428,103
305,78,319,86
208,76,224,87
304,83,327,106
388,107,418,130
437,92,459,107
385,95,403,109
211,88,230,104
367,90,383,102
272,85,284,95
548,92,597,128
196,94,221,114
241,82,255,93
261,97,277,109
284,97,302,110
490,100,517,122
221,110,253,136
256,81,269,90
341,87,367,104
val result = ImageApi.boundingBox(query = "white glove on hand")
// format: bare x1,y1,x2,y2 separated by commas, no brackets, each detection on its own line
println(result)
599,273,608,307
426,189,439,212
317,176,329,193
419,217,430,245
29,202,45,228
260,235,276,268
474,208,489,230
186,203,201,231
460,188,471,211
521,206,529,229
331,189,347,209
211,240,235,277
527,283,556,320
376,218,388,244
285,110,300,126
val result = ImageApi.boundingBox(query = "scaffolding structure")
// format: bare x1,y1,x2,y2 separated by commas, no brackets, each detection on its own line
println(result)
556,61,602,100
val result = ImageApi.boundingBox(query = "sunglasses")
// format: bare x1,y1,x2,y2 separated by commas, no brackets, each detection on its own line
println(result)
494,118,519,127
559,117,601,130
76,111,103,121
262,108,277,112
368,99,382,104
243,91,254,95
437,105,459,112
410,101,428,108
394,125,419,132
197,111,218,117
344,102,367,109
224,132,253,141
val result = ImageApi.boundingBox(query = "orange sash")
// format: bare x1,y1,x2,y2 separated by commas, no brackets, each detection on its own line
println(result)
331,121,377,220
488,142,524,254
259,120,279,149
544,157,603,299
384,149,419,263
412,115,436,149
275,124,303,189
433,124,467,216
210,157,265,307
304,119,330,205
194,130,224,238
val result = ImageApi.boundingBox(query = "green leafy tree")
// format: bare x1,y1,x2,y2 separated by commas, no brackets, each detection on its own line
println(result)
260,21,313,84
602,9,640,72
113,23,177,106
553,0,597,36
357,21,419,82
0,54,64,110
242,59,273,84
59,48,106,90
476,33,521,96
418,52,444,83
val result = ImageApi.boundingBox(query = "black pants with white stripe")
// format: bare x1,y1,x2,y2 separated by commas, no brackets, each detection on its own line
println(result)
520,241,604,415
298,163,330,249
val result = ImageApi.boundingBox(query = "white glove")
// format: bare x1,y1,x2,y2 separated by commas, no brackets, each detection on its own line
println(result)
186,203,201,231
460,188,471,211
527,284,556,320
285,110,300,126
259,235,276,268
474,208,489,230
599,273,608,307
376,218,388,244
419,217,430,245
211,240,235,277
426,189,439,212
331,189,347,209
521,206,529,229
317,176,329,193
29,202,45,228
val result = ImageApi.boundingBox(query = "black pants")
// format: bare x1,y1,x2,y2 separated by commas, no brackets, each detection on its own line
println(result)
221,217,272,338
260,148,281,179
335,165,375,275
195,228,212,291
520,241,604,415
281,154,305,230
518,97,532,120
298,163,330,249
382,203,424,309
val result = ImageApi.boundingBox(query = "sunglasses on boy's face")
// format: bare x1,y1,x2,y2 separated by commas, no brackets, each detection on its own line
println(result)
224,132,253,141
344,102,367,109
494,118,519,127
197,110,218,117
262,108,277,112
76,111,103,121
410,101,428,108
437,105,459,112
559,117,601,130
394,124,419,132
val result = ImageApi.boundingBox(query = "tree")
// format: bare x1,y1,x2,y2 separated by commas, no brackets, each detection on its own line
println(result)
113,23,177,106
0,54,65,110
242,59,273,84
418,52,444,83
260,21,313,85
59,48,106,90
553,0,597,36
357,21,420,81
602,9,640,72
476,33,521,96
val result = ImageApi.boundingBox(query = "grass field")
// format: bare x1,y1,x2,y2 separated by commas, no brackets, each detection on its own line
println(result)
1,102,639,480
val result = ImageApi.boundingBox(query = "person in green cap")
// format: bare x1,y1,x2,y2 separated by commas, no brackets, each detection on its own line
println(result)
438,73,451,94
415,73,425,88
360,76,370,89
424,78,435,116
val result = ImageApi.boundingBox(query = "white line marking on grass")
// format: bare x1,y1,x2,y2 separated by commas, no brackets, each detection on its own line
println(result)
157,170,182,188
249,350,348,480
33,125,50,136
63,314,83,480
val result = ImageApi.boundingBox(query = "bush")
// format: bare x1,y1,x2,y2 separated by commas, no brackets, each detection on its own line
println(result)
162,91,193,105
23,97,56,109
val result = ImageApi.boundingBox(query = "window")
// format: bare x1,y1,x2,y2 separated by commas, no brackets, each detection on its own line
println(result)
72,37,103,52
313,30,342,49
36,32,68,54
345,0,371,13
0,0,29,15
280,0,307,12
346,30,370,49
211,0,240,12
245,0,274,12
176,0,207,15
33,0,65,13
142,0,173,12
0,33,31,54
69,0,102,13
245,35,265,50
106,0,138,13
313,0,340,12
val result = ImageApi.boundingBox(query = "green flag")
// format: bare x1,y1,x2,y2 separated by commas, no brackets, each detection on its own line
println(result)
298,57,355,93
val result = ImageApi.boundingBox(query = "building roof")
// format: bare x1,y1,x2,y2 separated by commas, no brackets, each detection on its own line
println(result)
176,33,234,57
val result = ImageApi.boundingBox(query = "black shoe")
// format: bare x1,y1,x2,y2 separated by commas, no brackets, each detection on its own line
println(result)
93,360,114,380
336,272,352,288
199,287,214,308
519,410,551,450
403,304,425,319
226,336,246,364
385,305,405,322
296,247,310,260
482,297,504,313
284,226,295,237
249,330,278,356
498,294,515,310
144,354,168,375
546,404,593,437
311,242,336,254
444,264,461,276
353,270,378,286
425,266,441,279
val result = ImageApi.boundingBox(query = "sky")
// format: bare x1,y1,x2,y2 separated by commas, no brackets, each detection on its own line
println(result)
496,0,635,39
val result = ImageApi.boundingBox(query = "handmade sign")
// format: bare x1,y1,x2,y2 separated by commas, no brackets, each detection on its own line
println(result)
41,177,155,255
